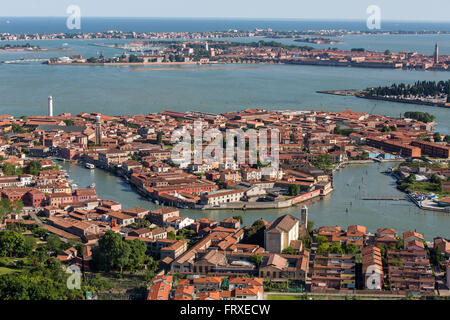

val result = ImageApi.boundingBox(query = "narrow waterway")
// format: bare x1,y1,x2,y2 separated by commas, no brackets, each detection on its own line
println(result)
60,161,450,240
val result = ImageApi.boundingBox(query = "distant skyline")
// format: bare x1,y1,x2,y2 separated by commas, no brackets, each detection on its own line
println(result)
1,0,450,22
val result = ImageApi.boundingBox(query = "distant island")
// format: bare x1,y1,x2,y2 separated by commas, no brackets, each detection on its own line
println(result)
0,43,43,52
3,28,450,42
319,80,450,109
41,38,449,72
294,37,344,44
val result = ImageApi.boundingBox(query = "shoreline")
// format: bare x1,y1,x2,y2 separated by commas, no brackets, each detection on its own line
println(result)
387,167,450,213
318,90,450,109
43,60,450,73
67,158,332,212
61,158,416,213
46,61,219,67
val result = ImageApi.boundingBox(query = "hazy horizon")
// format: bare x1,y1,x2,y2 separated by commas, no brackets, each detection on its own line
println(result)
2,17,450,23
1,1,450,22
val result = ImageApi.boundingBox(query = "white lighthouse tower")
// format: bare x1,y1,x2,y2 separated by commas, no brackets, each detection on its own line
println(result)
48,96,53,117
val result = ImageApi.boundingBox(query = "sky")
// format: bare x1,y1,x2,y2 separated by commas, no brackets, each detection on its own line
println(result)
1,0,450,22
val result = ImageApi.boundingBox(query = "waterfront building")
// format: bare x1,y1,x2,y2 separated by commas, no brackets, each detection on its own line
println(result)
366,137,421,158
200,189,245,206
410,140,450,159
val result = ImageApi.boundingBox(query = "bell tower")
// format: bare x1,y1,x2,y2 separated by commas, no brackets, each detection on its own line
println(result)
301,205,308,227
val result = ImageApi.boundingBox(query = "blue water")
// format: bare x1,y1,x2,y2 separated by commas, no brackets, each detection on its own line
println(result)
1,17,450,34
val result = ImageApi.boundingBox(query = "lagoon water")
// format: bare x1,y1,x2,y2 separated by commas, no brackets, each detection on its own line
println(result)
61,161,450,240
1,18,450,238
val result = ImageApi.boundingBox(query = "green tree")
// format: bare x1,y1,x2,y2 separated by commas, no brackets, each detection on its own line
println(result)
45,234,64,254
344,243,358,255
0,261,83,300
316,235,328,246
300,237,312,249
27,160,42,176
403,111,435,123
281,246,296,254
307,220,314,234
2,163,17,175
433,132,442,142
144,256,159,282
0,230,26,257
317,242,330,254
329,242,344,254
0,198,13,221
167,231,177,240
249,254,262,267
242,220,266,246
11,124,26,133
156,131,163,145
288,184,301,196
32,246,48,264
23,235,36,257
92,231,131,273
11,199,23,216
127,238,147,272
430,173,442,184
313,154,334,170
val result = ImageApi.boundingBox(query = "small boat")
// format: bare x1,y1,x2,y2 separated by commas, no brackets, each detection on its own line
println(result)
85,163,95,169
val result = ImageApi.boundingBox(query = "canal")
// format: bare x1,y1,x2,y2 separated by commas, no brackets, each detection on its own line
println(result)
60,161,450,240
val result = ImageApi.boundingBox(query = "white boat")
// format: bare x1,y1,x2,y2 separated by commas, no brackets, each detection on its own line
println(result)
85,163,95,169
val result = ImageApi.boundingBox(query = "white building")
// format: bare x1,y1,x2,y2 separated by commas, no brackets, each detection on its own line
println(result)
188,162,213,173
200,189,245,206
219,161,239,171
165,216,194,230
